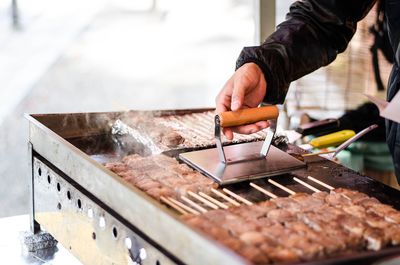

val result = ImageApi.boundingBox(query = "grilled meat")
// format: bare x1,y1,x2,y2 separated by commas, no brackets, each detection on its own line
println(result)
104,152,400,264
112,111,266,153
105,154,217,201
183,189,400,264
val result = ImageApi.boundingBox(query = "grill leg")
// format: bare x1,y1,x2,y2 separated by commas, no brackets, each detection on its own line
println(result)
28,142,40,234
11,0,20,29
23,143,58,253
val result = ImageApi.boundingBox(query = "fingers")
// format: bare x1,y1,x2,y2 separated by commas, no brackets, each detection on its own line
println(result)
222,128,234,140
255,121,270,128
215,77,234,114
231,76,248,111
218,63,266,113
216,63,268,140
231,121,269,134
223,121,270,140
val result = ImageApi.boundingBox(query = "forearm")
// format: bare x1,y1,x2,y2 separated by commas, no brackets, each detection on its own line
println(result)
237,0,376,104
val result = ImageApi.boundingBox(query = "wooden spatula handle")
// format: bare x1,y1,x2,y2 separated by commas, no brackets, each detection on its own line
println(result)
218,106,279,127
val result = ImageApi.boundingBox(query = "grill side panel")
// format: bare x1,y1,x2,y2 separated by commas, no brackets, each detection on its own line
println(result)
28,117,248,265
33,156,178,265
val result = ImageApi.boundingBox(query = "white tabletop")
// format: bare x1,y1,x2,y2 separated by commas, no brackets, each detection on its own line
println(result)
0,215,81,264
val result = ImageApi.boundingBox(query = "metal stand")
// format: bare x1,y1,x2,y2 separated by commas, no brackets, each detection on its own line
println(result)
254,0,276,44
24,143,58,253
11,0,20,29
28,143,40,234
214,115,277,164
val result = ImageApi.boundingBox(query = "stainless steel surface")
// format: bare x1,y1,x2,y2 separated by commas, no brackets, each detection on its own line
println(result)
28,142,40,234
332,124,379,158
260,118,276,156
373,256,400,265
112,119,162,154
213,115,276,165
179,141,306,185
33,157,176,265
214,115,226,163
26,109,400,264
26,111,248,265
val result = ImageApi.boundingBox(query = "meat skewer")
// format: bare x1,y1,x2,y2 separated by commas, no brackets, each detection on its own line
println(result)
250,182,278,198
168,197,200,215
268,179,296,195
183,187,400,264
293,177,321,193
222,188,253,206
198,192,229,209
307,176,335,190
211,188,241,206
301,150,335,157
181,196,208,213
188,191,219,210
160,196,189,215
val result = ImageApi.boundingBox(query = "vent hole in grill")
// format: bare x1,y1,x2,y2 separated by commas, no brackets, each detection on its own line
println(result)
156,260,160,265
139,248,147,260
38,168,42,176
47,175,51,184
124,237,132,249
112,226,118,238
57,203,62,210
67,191,71,200
77,199,82,209
92,232,96,240
88,208,94,219
56,183,61,192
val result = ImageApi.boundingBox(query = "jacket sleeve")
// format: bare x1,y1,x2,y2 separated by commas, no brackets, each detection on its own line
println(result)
236,0,377,104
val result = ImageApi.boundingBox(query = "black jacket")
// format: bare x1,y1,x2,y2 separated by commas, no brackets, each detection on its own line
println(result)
236,0,400,180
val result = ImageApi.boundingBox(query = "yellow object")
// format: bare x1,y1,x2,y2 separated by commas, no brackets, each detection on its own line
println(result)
309,130,356,149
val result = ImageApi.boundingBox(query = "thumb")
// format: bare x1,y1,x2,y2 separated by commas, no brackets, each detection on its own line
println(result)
231,77,247,111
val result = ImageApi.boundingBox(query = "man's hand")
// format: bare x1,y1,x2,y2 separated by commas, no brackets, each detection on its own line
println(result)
215,63,269,140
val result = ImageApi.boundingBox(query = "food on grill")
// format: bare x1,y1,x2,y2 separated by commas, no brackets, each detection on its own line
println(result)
182,188,400,264
161,131,185,147
111,111,266,153
104,154,217,200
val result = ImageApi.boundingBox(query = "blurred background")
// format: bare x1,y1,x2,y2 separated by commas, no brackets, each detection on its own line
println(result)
0,0,393,217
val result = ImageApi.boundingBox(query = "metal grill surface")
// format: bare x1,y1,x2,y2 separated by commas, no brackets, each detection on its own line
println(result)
26,109,400,265
111,110,266,154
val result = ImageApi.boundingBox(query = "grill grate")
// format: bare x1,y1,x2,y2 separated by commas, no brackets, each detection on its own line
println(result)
112,110,266,154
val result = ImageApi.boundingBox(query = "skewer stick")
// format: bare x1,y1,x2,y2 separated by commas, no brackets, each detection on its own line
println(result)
250,182,278,198
307,176,335,190
293,177,321,193
267,179,296,195
188,191,219,210
222,188,253,206
168,197,200,215
181,196,208,213
160,196,189,215
301,150,335,157
199,192,229,209
211,188,240,206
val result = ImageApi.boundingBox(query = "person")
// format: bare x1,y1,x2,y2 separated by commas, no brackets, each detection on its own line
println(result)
215,0,400,180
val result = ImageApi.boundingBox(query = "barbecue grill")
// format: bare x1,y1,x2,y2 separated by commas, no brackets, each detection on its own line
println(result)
26,108,400,265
